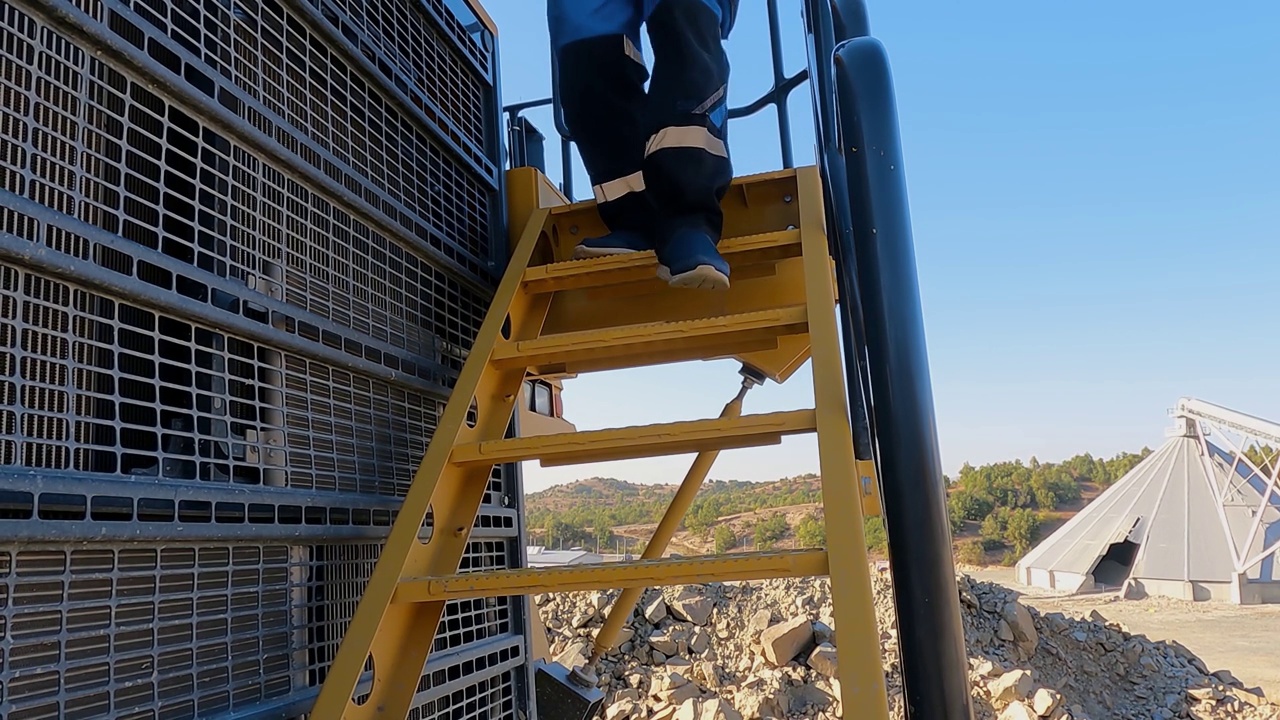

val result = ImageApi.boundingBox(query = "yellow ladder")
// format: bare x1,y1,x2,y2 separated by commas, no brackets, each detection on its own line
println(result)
310,165,892,719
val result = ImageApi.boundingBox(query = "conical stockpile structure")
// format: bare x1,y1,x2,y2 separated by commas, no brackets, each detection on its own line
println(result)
1016,398,1280,604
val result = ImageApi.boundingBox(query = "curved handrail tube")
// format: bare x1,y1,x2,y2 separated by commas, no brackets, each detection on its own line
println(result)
726,70,809,121
833,0,871,40
833,36,974,720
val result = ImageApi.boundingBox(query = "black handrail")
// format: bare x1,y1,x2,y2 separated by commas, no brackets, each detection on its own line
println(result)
502,3,973,719
831,27,975,720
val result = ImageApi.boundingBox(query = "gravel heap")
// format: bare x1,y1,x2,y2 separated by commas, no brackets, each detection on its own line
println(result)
534,569,1279,720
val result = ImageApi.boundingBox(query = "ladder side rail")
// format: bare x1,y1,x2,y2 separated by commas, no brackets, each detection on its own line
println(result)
832,37,975,720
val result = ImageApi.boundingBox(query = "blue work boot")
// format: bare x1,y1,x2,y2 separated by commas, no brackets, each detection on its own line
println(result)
655,226,730,290
571,229,654,259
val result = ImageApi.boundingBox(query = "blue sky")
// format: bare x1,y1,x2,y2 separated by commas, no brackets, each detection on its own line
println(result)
488,1,1280,492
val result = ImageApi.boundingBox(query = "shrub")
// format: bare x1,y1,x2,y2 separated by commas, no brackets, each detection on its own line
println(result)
753,515,789,550
713,525,736,554
796,515,826,548
864,516,888,552
955,539,986,566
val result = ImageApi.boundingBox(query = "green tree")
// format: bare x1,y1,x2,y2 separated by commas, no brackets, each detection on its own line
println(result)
685,513,712,536
979,507,1040,556
796,515,826,548
546,518,593,548
980,508,1009,547
1003,508,1040,555
863,516,888,552
955,539,986,565
713,525,736,554
949,489,994,522
595,522,613,547
753,515,788,550
1246,444,1277,475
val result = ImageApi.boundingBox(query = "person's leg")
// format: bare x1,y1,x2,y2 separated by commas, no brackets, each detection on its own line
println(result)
642,0,737,288
548,0,655,258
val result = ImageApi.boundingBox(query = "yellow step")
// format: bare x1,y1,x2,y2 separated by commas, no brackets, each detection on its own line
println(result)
393,550,829,602
451,409,816,467
493,305,808,376
522,230,802,294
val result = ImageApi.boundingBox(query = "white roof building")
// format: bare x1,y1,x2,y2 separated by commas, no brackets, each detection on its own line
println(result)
1015,399,1280,604
526,546,603,568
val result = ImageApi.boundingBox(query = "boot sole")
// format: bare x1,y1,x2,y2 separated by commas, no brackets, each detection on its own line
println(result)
657,264,730,290
571,245,645,260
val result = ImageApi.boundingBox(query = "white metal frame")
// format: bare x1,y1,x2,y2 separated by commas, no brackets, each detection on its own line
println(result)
1178,398,1280,576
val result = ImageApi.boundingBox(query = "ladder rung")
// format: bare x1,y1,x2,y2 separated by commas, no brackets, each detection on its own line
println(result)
393,550,829,602
493,306,808,376
452,409,816,467
522,230,802,294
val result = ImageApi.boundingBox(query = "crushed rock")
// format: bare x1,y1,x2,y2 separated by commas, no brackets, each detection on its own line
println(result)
533,571,1280,720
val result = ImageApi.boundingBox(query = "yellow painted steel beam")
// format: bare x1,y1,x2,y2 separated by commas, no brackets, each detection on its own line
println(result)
394,550,829,602
309,207,555,720
546,169,801,262
795,165,891,719
451,409,817,467
521,229,802,294
493,306,808,376
590,382,749,662
538,253,816,383
505,167,570,256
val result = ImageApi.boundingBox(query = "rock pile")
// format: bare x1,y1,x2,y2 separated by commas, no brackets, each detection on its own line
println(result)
534,570,1280,720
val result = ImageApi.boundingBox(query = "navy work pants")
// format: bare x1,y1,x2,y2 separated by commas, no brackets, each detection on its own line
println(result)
548,0,738,244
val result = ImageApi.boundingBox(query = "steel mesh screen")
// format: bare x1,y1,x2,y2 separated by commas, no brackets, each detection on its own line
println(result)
101,0,497,255
0,2,494,361
0,263,453,497
0,544,298,720
0,542,525,720
409,671,519,720
1,0,524,714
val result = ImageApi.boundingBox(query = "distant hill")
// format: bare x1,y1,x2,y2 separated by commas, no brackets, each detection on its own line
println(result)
525,449,1154,565
527,475,823,527
526,475,825,554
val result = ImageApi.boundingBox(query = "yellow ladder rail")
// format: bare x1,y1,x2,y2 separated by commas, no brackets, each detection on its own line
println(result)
309,166,890,720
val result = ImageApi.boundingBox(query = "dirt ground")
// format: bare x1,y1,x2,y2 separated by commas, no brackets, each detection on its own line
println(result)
967,567,1280,699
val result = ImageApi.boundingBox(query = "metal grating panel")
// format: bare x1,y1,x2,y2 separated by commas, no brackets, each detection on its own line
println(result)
0,544,299,720
0,3,494,358
118,0,492,151
409,670,519,720
97,0,499,250
309,538,516,682
1,0,527,714
0,263,454,499
0,542,525,720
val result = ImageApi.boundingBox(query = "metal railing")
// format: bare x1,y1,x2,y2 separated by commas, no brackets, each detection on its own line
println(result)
503,2,973,718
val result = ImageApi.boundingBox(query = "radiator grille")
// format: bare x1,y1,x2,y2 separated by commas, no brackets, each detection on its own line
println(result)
103,0,497,248
1,264,446,497
0,542,524,720
409,670,519,720
1,0,524,714
0,545,297,719
0,3,493,358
